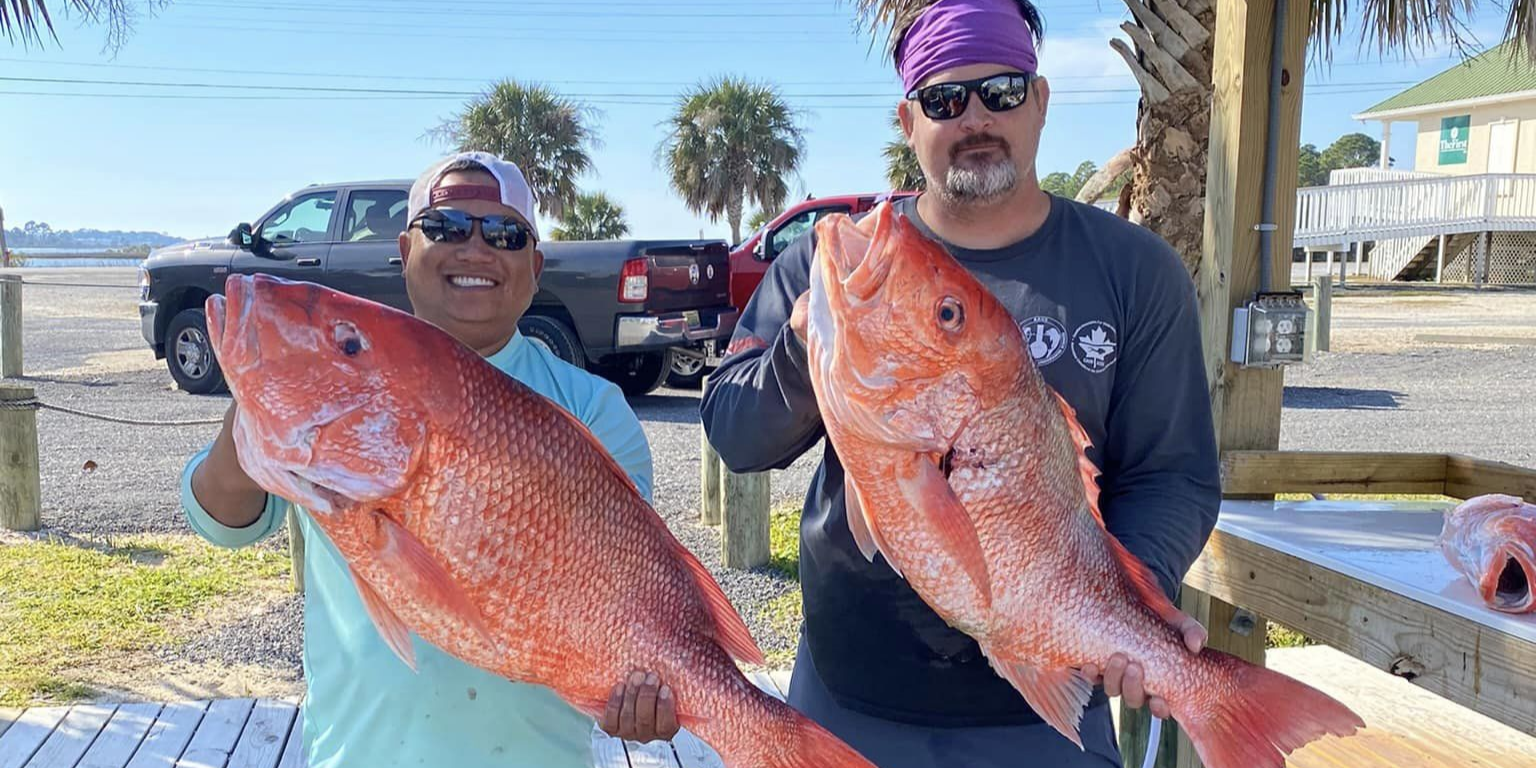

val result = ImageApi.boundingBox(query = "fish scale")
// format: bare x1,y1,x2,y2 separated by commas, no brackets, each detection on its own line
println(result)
205,272,880,768
805,201,1365,768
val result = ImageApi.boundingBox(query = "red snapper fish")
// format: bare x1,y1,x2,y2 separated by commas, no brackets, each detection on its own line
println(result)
802,203,1364,768
204,273,876,768
1439,494,1536,613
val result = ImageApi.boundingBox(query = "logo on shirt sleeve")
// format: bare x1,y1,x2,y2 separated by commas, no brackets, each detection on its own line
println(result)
1019,316,1068,366
1072,321,1119,373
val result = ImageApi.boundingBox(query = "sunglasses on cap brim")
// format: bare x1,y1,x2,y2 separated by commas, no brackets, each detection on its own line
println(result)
906,71,1035,121
408,208,536,251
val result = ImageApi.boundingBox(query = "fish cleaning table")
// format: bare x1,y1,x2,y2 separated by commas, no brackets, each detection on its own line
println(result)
0,672,791,768
1186,498,1536,739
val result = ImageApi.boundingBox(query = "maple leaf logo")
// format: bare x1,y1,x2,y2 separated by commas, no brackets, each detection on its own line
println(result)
1074,322,1118,370
1082,327,1111,347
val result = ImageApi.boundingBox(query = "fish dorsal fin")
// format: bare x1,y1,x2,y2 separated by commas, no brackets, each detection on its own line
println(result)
1051,389,1103,525
540,395,643,499
669,537,766,666
1051,389,1186,628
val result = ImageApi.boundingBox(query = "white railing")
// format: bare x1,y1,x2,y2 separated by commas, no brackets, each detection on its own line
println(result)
1327,167,1442,185
1294,172,1536,248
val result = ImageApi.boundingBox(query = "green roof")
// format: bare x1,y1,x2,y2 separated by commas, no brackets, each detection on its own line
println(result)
1356,42,1536,118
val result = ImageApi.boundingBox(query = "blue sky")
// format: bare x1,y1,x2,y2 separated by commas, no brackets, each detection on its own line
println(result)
0,0,1514,242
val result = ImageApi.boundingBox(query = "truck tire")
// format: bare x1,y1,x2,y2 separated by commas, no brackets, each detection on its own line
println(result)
518,314,585,369
597,350,673,398
165,307,227,395
666,351,709,389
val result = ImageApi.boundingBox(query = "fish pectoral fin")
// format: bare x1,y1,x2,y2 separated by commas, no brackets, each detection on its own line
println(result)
988,656,1093,750
897,455,990,605
371,510,499,651
350,569,418,672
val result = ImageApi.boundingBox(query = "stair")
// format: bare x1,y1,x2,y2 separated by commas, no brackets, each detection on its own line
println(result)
1398,232,1479,281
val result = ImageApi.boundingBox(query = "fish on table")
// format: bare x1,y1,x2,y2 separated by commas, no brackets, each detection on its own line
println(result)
1439,493,1536,614
204,273,877,768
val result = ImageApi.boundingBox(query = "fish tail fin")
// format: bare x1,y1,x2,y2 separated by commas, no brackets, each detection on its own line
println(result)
1180,650,1364,768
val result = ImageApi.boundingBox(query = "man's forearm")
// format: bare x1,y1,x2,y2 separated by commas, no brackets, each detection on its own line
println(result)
701,326,825,473
189,415,269,529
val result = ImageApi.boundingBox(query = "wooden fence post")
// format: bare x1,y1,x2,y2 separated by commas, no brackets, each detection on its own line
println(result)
0,383,42,532
700,429,723,527
286,508,306,594
1,275,21,378
721,470,770,569
1306,275,1331,358
0,205,10,268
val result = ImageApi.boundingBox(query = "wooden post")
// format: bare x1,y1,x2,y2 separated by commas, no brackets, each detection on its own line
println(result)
1354,240,1365,276
721,470,769,569
286,508,305,594
1164,0,1310,763
0,205,9,268
0,383,42,532
701,429,723,527
1,275,20,378
1308,275,1331,355
1435,233,1447,283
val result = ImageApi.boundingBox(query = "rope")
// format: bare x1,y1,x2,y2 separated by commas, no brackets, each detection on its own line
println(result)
0,395,225,426
5,278,138,289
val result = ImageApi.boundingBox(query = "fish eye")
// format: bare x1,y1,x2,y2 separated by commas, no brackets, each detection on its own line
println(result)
937,297,965,332
335,322,366,357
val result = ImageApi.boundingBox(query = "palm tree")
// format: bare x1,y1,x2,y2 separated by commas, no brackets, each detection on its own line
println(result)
848,0,1536,276
658,76,806,244
746,207,780,233
2,0,162,51
549,192,630,241
432,79,598,221
883,110,927,191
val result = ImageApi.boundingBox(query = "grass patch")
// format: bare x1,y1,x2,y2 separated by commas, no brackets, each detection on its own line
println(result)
759,591,803,668
1267,622,1313,649
1275,493,1455,502
767,504,801,580
0,534,290,706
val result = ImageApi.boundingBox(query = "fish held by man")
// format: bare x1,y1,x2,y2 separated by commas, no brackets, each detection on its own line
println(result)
1439,494,1536,614
802,202,1365,768
203,273,878,768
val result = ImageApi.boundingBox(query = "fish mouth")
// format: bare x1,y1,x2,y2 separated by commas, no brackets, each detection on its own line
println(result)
1492,549,1534,612
824,204,896,302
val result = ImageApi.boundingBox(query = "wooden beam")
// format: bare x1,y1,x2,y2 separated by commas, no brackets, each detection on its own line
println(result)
1221,450,1449,496
1184,528,1536,737
1444,455,1536,503
1198,0,1309,456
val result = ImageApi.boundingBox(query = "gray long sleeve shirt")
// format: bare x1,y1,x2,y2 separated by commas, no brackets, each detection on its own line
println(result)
699,194,1221,728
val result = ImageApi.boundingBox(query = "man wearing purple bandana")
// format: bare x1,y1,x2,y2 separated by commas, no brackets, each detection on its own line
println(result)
701,1,1221,766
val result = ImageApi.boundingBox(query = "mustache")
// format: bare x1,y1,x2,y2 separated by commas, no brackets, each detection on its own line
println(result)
951,134,1012,160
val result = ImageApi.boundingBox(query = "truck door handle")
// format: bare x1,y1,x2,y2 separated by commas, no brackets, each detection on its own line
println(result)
388,257,403,266
296,258,321,267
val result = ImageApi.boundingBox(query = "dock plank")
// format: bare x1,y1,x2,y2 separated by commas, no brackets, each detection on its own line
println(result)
271,722,302,768
25,705,117,768
224,702,295,768
0,708,70,768
123,702,208,768
77,704,161,768
174,699,254,768
0,711,20,742
589,728,628,768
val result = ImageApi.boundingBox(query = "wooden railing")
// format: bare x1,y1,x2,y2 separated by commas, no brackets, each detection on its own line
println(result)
1294,172,1536,248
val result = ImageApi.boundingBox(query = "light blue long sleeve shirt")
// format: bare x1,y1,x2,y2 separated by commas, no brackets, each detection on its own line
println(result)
181,332,654,768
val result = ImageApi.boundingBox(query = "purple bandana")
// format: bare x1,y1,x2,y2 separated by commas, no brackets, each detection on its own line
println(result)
897,0,1038,93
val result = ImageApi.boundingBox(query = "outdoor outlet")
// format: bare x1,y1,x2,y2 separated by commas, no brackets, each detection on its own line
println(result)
1231,292,1309,368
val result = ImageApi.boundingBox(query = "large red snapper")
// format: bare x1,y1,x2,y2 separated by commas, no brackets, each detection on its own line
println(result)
203,273,877,768
802,203,1364,768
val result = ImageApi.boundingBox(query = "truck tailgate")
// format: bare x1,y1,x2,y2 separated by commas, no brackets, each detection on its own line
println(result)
645,242,730,313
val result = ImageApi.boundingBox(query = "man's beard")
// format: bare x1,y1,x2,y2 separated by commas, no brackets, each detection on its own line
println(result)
938,135,1018,204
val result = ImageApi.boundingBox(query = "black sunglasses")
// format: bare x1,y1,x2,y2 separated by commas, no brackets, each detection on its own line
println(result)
409,208,535,251
906,72,1035,121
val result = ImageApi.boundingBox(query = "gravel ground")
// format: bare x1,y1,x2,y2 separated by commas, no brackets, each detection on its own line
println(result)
4,267,1533,687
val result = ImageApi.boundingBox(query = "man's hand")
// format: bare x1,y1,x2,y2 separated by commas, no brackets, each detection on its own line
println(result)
789,290,810,345
599,671,678,743
1081,613,1206,720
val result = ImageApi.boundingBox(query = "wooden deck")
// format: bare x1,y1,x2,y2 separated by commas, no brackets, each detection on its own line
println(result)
0,671,791,768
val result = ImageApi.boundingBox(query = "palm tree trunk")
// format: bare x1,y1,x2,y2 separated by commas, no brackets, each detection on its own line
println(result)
727,193,745,246
1112,0,1216,278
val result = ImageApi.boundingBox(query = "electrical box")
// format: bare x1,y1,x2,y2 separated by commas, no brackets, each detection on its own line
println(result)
1230,291,1309,368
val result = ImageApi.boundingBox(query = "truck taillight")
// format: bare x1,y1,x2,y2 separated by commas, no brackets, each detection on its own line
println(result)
619,258,648,303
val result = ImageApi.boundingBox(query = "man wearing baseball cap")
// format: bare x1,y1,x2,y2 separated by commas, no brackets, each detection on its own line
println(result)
180,151,676,766
702,0,1220,766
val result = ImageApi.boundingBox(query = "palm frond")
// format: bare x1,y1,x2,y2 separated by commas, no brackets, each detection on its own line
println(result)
1,0,157,51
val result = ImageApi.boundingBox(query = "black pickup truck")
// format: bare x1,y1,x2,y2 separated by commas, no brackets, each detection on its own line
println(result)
138,179,736,397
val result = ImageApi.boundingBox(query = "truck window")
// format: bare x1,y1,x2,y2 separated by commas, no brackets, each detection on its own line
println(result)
772,206,851,255
343,190,409,242
261,191,337,244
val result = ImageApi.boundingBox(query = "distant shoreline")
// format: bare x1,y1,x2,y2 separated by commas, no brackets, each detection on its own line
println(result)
7,251,148,260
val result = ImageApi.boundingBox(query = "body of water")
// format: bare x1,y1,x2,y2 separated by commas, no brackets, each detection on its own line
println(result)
11,257,146,268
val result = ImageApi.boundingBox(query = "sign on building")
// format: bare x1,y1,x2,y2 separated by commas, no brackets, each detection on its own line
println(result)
1439,115,1470,165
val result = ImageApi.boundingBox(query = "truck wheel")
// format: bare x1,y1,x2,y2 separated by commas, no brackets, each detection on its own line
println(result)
597,351,673,397
166,308,227,395
518,315,585,369
666,351,709,389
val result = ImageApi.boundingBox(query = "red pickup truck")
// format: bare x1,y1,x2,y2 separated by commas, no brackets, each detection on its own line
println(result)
667,190,919,387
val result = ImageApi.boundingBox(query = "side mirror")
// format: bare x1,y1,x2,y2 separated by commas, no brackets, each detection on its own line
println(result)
229,223,255,249
754,236,772,261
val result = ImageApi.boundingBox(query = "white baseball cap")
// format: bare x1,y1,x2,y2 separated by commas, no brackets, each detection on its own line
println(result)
407,151,541,239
